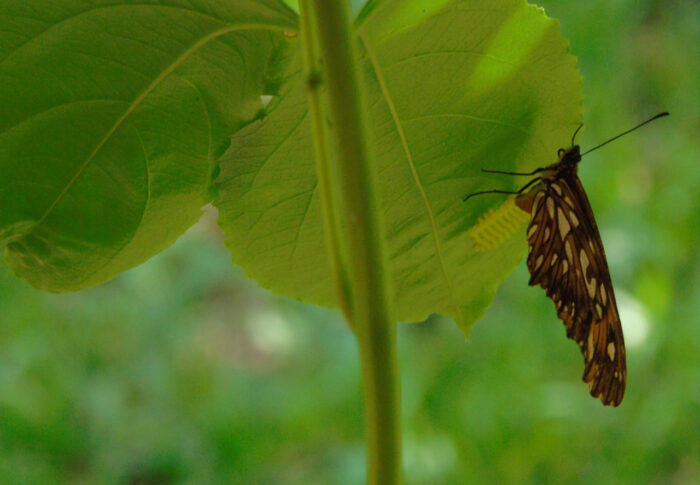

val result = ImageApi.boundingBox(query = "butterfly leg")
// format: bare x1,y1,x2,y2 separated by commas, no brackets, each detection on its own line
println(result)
481,167,545,176
463,177,542,202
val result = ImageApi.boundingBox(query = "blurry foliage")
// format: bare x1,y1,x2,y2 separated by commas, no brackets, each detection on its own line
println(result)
0,0,698,483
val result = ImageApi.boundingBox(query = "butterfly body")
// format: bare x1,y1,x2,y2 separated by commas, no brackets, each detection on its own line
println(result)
515,144,626,406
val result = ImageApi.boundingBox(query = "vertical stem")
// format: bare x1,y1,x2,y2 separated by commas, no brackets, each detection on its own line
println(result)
298,1,353,322
300,1,402,483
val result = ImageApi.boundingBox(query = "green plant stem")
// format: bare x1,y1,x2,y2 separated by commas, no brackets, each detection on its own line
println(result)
297,0,353,323
302,1,402,483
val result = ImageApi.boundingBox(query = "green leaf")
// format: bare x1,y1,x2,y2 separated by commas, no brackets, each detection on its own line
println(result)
216,0,582,332
0,0,297,291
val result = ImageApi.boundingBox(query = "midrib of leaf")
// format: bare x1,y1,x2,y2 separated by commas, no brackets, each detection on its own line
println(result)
30,21,287,235
360,33,465,326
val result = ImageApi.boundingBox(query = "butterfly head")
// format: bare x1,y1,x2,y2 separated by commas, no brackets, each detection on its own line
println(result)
553,122,584,169
558,145,582,167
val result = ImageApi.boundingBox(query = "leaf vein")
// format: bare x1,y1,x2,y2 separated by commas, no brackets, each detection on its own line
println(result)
29,23,252,232
361,33,466,326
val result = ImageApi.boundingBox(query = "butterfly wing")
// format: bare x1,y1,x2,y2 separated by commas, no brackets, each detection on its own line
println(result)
521,174,626,406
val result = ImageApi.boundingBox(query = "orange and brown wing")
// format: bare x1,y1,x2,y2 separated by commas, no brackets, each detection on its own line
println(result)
520,175,626,406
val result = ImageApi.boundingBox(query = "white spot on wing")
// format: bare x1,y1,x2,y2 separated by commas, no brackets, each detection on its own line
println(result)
565,240,573,261
588,278,597,299
600,285,607,305
544,226,551,242
569,210,580,227
557,208,571,239
579,249,598,298
527,224,538,239
547,197,555,219
580,249,590,275
596,303,603,318
562,260,569,274
607,342,616,361
535,255,544,269
587,330,594,357
550,253,558,266
552,183,563,196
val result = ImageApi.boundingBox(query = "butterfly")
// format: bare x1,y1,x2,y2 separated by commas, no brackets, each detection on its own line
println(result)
464,112,668,406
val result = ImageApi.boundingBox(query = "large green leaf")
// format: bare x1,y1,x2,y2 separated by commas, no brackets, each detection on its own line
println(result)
216,0,582,331
0,0,297,291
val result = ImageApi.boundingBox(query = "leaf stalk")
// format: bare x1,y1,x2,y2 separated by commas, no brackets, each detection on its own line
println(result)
299,0,402,483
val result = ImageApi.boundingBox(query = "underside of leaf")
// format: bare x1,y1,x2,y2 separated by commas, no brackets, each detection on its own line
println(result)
216,0,583,332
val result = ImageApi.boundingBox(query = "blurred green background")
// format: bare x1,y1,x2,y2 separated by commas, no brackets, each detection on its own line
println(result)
1,1,698,483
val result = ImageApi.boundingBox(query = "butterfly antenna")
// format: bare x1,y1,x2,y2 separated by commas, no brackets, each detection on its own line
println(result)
571,123,584,146
581,112,669,156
